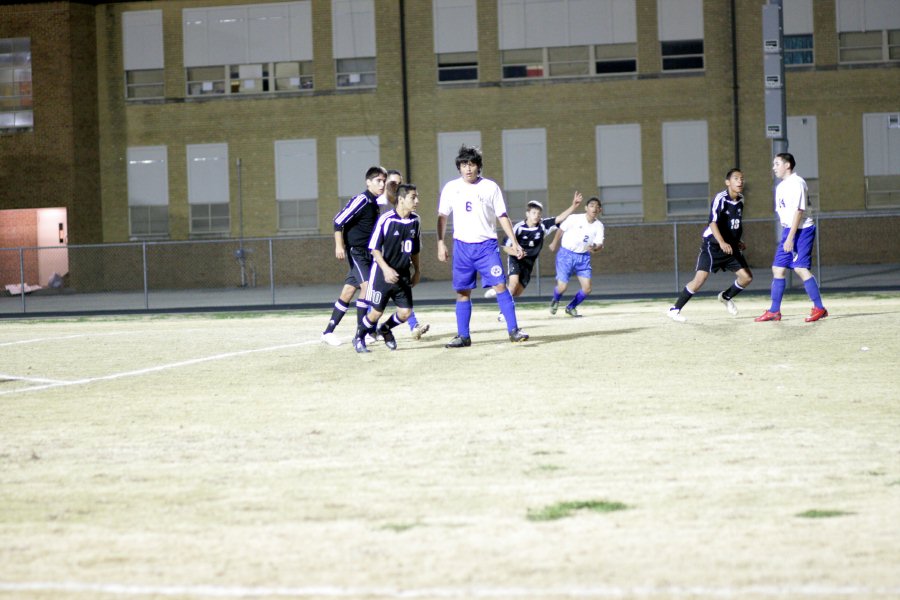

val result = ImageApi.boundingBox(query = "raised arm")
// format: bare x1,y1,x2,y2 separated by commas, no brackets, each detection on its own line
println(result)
554,191,583,224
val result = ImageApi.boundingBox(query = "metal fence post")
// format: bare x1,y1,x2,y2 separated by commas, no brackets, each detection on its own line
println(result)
815,212,822,289
269,238,275,305
142,241,149,310
673,222,680,292
19,247,26,313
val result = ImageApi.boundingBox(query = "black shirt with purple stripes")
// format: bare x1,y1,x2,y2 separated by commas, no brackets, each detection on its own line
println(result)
703,189,744,248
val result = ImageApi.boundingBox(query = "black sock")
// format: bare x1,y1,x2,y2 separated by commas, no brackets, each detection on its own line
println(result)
673,286,694,310
323,299,350,334
356,315,376,340
722,281,745,301
380,313,403,332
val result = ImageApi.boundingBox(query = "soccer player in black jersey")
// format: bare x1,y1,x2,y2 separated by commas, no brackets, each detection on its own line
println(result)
353,184,423,353
667,168,753,322
321,166,386,346
486,192,581,319
503,191,582,297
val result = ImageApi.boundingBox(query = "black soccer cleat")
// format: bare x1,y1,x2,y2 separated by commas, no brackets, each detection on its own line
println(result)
445,335,472,348
379,326,397,350
509,328,529,343
352,336,369,354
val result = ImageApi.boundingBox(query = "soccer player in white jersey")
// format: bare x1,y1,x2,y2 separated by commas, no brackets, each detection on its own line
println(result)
548,196,605,317
755,152,828,322
437,144,529,347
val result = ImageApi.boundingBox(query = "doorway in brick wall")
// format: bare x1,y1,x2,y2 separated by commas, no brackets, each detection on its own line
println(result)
0,207,69,291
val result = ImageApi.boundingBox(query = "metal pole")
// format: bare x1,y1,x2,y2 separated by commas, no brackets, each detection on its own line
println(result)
142,241,149,310
268,238,275,305
815,212,822,287
19,247,25,313
236,157,247,287
673,223,680,292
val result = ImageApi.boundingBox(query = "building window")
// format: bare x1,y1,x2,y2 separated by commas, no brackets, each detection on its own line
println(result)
437,52,478,82
658,0,704,72
505,190,548,222
187,144,230,235
661,39,704,71
784,34,814,65
836,0,900,63
275,139,319,232
663,120,709,217
0,38,32,132
127,146,170,238
499,0,636,81
434,0,478,83
335,57,376,88
185,61,312,96
501,48,544,79
333,0,376,89
839,30,900,63
596,124,643,219
437,131,481,189
190,203,230,234
502,44,637,80
863,113,900,209
502,128,547,220
595,43,638,74
126,70,165,99
336,136,380,210
183,3,314,98
123,11,164,100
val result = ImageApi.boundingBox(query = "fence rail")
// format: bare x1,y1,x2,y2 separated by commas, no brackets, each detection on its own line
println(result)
2,212,899,316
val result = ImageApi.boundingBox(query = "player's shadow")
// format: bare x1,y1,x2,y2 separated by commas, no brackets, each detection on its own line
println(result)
508,327,646,346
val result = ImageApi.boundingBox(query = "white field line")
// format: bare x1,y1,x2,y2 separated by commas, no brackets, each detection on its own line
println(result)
0,340,317,397
2,581,900,598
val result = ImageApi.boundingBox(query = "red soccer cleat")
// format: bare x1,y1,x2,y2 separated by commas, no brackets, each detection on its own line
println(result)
804,307,829,322
754,310,782,322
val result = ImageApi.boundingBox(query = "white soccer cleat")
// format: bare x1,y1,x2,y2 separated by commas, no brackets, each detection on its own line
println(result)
321,332,342,346
411,323,430,340
666,308,686,323
484,288,497,298
718,292,738,316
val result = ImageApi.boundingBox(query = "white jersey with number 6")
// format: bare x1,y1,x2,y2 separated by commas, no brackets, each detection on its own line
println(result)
438,176,507,243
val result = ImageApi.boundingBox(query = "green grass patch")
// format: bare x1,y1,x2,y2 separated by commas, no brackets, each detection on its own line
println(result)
527,499,629,522
796,509,854,519
380,522,421,533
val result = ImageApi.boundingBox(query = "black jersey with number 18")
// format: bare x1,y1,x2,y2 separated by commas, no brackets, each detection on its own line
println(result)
702,190,744,247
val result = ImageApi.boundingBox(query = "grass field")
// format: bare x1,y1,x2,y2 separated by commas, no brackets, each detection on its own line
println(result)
1,293,899,600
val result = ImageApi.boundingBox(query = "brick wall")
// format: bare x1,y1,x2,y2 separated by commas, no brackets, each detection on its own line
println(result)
2,0,898,288
0,209,39,286
0,2,102,244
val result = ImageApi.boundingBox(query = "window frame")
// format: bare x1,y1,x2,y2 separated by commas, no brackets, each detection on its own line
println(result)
0,37,33,132
839,29,900,64
501,44,637,81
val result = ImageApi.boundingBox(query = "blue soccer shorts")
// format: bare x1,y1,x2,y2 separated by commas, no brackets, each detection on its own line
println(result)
772,225,816,269
452,239,506,291
555,247,592,283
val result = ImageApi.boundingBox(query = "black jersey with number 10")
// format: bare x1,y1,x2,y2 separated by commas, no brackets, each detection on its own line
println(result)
368,210,421,276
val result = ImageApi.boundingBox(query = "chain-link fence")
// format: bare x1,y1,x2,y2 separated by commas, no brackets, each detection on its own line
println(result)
2,213,898,315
